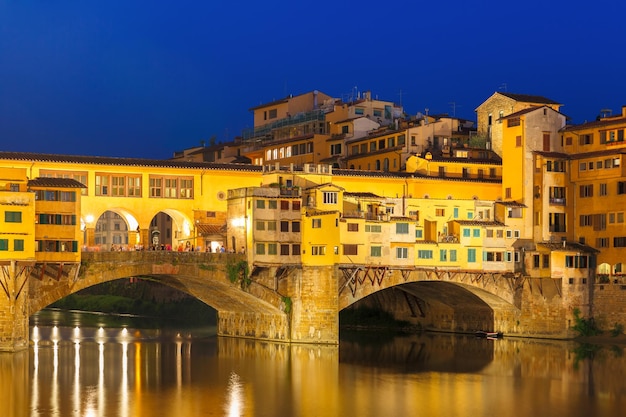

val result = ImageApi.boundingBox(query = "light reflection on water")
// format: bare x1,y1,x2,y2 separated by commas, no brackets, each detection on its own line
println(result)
1,310,626,417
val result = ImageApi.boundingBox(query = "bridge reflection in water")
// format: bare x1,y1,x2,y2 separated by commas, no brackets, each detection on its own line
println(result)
2,318,626,417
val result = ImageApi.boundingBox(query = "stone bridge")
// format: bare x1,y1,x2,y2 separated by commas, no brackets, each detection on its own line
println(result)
1,253,575,352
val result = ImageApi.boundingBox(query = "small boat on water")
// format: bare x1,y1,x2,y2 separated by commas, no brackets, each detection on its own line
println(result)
475,330,503,339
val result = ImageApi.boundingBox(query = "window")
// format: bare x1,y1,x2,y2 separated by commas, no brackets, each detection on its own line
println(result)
579,185,593,198
256,200,265,209
330,143,342,155
485,252,503,262
415,229,423,239
453,207,459,218
516,136,522,147
280,221,289,232
268,200,277,209
312,218,321,228
268,243,277,255
473,229,480,238
600,183,608,196
565,255,588,268
596,237,609,248
467,248,476,262
618,181,626,195
417,249,432,259
505,251,512,262
280,244,290,255
292,201,301,211
256,221,265,231
5,211,22,223
396,223,409,234
14,239,24,251
543,254,550,268
267,221,276,231
397,247,409,259
323,192,338,204
593,214,606,231
347,223,359,232
164,178,177,198
149,175,192,199
365,224,382,233
507,207,522,218
533,254,540,268
268,109,277,119
355,107,364,115
312,246,326,256
463,229,470,237
450,250,457,262
440,249,447,261
292,221,301,233
579,134,593,145
614,237,626,247
370,246,382,257
343,244,358,255
281,200,290,210
256,243,265,255
435,209,445,217
549,213,566,232
546,160,565,172
0,239,8,251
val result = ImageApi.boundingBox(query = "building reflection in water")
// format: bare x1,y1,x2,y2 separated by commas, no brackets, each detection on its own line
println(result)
16,322,626,417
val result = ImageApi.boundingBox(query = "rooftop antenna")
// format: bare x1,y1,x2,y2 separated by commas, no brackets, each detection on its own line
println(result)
449,102,461,117
398,89,408,106
499,83,508,92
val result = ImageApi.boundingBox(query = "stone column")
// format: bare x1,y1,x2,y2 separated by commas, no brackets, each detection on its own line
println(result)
139,228,150,249
84,227,95,248
289,265,339,344
0,261,30,352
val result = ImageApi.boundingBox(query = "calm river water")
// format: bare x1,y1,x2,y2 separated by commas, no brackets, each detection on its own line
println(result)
1,310,625,417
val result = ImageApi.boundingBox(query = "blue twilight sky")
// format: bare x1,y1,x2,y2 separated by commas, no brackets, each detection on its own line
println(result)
1,1,626,159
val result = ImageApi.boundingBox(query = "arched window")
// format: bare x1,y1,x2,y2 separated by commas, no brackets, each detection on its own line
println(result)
375,160,381,170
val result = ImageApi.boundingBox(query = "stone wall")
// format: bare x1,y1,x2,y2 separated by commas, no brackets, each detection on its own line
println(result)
288,265,338,344
590,283,626,330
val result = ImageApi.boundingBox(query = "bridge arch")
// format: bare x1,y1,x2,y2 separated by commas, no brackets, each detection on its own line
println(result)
27,252,289,342
338,267,521,333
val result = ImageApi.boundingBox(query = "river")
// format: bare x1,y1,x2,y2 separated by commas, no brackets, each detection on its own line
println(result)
1,309,625,417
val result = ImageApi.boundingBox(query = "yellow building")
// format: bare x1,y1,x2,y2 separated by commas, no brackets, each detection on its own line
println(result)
0,168,35,262
560,106,626,280
28,177,85,263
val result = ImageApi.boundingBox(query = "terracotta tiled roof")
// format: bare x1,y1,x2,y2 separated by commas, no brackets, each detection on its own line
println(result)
537,241,599,253
196,224,226,236
0,151,261,172
500,105,567,120
495,200,527,207
28,177,86,188
561,115,626,132
454,220,505,226
344,192,383,199
498,92,561,105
